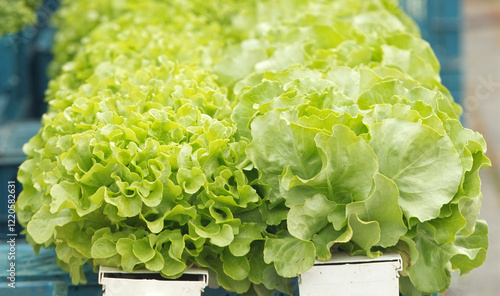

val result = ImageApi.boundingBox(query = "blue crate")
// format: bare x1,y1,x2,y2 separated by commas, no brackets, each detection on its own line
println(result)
0,34,32,124
0,35,17,97
400,0,462,104
202,277,298,296
203,287,293,296
29,0,60,118
27,0,60,119
0,281,68,296
0,242,103,296
0,0,59,124
203,287,241,296
31,26,56,118
67,284,103,296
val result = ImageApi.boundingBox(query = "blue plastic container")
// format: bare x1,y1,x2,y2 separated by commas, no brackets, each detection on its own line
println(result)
0,35,17,101
0,242,103,296
203,286,295,296
0,34,32,124
28,0,60,118
202,277,298,296
0,281,68,296
0,0,59,124
31,26,56,118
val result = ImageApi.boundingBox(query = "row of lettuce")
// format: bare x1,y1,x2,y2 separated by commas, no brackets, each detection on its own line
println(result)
0,0,42,36
17,1,489,295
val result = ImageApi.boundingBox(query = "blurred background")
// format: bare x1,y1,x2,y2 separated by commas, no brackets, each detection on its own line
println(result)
444,0,500,295
0,0,498,295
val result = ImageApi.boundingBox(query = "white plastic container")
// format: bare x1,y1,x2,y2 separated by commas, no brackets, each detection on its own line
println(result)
98,266,209,296
298,253,403,296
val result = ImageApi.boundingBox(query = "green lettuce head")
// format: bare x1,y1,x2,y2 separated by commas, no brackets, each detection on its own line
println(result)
17,0,489,295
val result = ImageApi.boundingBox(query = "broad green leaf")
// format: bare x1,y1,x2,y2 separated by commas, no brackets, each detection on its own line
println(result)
232,80,284,139
222,249,251,281
390,236,418,277
176,167,206,194
104,191,142,218
262,266,294,295
142,204,197,233
381,43,440,86
457,152,491,236
386,33,440,73
357,80,408,110
56,222,93,258
327,204,347,231
399,275,424,296
146,250,165,271
61,137,93,173
190,219,235,247
457,194,483,237
27,205,74,244
324,67,381,100
312,224,352,260
444,118,488,175
161,252,187,278
369,118,462,222
407,223,453,294
211,224,235,247
157,230,185,260
363,104,420,127
116,238,140,272
196,247,251,293
247,110,322,203
164,204,197,223
183,234,206,257
348,213,381,254
50,181,103,216
427,204,467,245
229,223,263,257
450,220,488,274
78,162,118,187
49,181,81,213
140,180,163,207
263,237,315,278
287,194,337,241
297,108,367,136
285,124,378,203
247,241,271,285
91,237,117,259
346,174,407,247
132,237,156,263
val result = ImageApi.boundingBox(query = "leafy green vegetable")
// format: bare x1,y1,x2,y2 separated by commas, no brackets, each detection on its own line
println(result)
0,0,41,36
17,0,489,295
